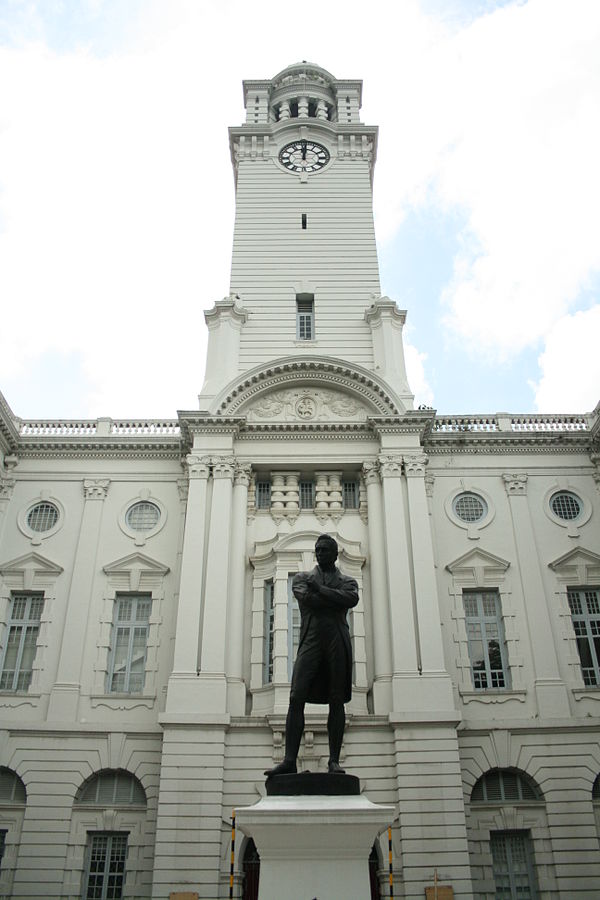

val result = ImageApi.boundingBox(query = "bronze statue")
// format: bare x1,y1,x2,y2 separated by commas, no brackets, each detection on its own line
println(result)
265,535,359,777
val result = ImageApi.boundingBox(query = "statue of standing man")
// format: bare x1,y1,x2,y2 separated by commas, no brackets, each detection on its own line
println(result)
265,535,359,778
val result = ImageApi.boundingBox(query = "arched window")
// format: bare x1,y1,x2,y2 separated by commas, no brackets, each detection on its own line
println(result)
75,770,146,806
0,768,26,805
242,838,260,900
471,768,542,803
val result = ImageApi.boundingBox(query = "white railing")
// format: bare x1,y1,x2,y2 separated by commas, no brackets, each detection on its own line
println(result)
20,421,98,435
20,420,180,437
432,416,499,432
510,415,588,432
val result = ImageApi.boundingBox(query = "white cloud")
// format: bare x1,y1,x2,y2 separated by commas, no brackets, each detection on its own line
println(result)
404,343,434,409
531,305,600,412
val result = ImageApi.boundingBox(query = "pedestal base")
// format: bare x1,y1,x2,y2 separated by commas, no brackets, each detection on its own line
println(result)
236,792,395,900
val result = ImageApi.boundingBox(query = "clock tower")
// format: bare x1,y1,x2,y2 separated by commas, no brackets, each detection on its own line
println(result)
199,61,413,410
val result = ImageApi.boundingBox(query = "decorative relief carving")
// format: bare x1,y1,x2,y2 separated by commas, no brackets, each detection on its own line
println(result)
176,478,189,502
83,479,110,500
424,474,435,498
0,475,15,500
404,454,428,477
245,388,366,423
503,473,528,495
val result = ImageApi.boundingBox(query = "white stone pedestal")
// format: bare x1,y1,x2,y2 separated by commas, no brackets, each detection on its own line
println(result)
236,793,395,900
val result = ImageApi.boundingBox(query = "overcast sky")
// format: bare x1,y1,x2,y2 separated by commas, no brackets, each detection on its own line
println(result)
0,0,599,420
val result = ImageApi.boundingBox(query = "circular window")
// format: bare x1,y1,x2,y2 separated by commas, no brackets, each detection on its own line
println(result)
125,501,160,532
26,502,59,533
550,491,582,521
452,492,488,523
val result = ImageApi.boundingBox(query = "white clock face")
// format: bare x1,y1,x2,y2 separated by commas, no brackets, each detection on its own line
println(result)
279,140,330,173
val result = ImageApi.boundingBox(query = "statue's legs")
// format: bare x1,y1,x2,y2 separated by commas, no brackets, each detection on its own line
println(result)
327,701,346,773
264,697,305,777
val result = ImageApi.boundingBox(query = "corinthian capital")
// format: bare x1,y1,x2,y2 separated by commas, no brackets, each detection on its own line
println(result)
503,473,528,495
212,456,236,479
234,462,252,487
362,460,380,486
186,454,210,479
403,454,429,477
83,479,110,500
378,454,403,478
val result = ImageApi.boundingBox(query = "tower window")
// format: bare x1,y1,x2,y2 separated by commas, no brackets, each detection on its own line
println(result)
289,100,298,117
308,99,317,117
301,213,307,230
296,294,314,341
299,480,315,509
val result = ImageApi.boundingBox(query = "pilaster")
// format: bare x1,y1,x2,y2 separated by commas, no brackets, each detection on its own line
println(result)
503,473,570,717
362,460,393,712
47,478,110,722
226,461,251,715
165,455,210,714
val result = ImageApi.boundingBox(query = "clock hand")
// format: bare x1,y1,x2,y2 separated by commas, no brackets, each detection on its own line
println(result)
300,140,307,160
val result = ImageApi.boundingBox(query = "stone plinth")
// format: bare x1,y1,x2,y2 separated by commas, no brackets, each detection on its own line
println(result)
236,789,395,900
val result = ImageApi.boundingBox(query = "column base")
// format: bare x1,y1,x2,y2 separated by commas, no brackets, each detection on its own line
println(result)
47,682,80,721
236,793,395,900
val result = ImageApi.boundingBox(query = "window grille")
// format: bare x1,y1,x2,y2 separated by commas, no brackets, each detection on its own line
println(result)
256,480,271,509
551,491,582,521
125,501,160,532
107,595,151,693
568,588,600,685
471,769,540,803
77,771,146,806
299,480,315,509
463,591,510,689
490,830,538,899
263,580,275,685
0,768,26,804
453,492,487,523
343,480,359,509
83,832,128,900
296,294,314,341
26,501,58,532
0,594,44,691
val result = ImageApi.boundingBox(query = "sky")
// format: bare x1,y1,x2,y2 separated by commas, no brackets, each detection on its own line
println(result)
0,0,599,420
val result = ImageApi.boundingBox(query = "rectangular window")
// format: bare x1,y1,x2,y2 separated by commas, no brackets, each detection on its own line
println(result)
263,580,274,685
490,830,538,899
296,294,314,341
463,590,510,689
343,479,359,509
568,588,600,685
83,832,128,900
299,480,315,509
256,479,271,509
287,575,300,681
0,593,44,691
107,595,151,693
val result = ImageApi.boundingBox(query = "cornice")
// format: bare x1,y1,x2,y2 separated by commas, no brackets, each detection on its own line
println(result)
424,432,593,454
0,391,20,453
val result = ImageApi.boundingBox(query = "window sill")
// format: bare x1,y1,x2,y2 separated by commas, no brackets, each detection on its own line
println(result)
459,688,527,704
572,688,600,702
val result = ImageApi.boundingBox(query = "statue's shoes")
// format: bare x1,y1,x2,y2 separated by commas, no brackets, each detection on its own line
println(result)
327,760,345,774
264,759,297,778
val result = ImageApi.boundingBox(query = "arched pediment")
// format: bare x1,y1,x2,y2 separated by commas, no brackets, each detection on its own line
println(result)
212,356,404,419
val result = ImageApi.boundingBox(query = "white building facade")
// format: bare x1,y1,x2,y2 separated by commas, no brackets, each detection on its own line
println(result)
0,62,599,899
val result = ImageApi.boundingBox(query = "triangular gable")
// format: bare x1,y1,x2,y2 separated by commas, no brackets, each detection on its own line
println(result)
446,548,510,574
0,551,64,592
548,547,600,585
103,552,170,593
446,548,510,588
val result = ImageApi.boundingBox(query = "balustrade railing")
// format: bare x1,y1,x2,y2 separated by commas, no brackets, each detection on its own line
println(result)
432,413,589,433
20,419,180,436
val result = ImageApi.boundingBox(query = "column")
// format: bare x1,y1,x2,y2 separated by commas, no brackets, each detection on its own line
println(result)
271,565,291,714
362,461,393,713
226,462,251,715
404,454,454,710
47,478,110,721
379,453,426,715
165,454,209,713
503,473,570,717
198,455,235,713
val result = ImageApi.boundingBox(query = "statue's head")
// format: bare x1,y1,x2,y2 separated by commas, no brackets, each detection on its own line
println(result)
315,534,338,570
